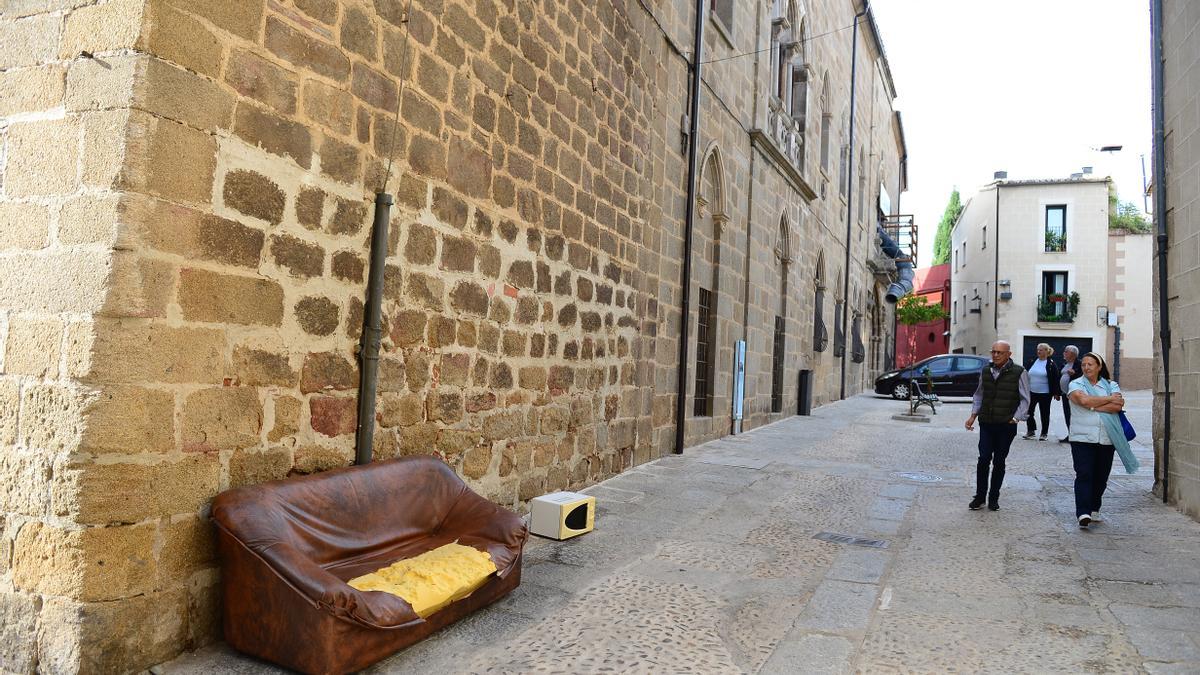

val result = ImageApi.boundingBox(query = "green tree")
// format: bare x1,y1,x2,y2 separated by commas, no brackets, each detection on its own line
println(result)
895,294,950,413
931,189,963,265
1108,187,1151,233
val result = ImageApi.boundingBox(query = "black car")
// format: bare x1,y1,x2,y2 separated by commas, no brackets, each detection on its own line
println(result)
874,354,990,400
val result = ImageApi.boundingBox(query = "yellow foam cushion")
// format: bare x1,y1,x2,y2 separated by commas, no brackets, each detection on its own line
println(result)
347,542,497,618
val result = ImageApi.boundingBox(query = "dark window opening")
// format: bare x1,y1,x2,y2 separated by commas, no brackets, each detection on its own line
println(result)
694,287,715,416
850,312,865,364
711,0,733,33
771,315,785,413
1045,204,1067,252
813,289,828,352
833,301,845,357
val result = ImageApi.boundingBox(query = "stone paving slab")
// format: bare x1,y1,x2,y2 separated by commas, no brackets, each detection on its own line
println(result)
156,391,1200,674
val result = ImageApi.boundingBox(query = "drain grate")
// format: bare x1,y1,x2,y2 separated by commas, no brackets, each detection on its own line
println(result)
814,531,889,549
892,471,942,483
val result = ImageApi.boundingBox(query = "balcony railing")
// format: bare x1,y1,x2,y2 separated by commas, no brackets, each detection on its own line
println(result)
767,98,805,171
880,214,917,266
1037,293,1078,323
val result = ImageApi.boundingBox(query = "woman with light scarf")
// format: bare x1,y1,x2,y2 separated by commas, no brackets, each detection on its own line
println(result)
1066,352,1139,529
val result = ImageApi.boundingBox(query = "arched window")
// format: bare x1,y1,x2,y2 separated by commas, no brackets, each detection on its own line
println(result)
772,215,792,412
694,147,727,417
770,1,807,118
813,251,828,352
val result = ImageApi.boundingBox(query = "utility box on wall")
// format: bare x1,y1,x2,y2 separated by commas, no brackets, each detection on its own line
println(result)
529,492,595,540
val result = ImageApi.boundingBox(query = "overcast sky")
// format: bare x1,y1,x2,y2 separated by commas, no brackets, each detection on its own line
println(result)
870,0,1153,266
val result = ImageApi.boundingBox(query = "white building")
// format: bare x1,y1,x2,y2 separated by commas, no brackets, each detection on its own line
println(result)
950,174,1152,388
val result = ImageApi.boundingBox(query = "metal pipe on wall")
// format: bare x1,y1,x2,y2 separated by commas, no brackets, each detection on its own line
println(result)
839,4,867,400
674,0,707,454
354,192,393,465
1151,0,1172,503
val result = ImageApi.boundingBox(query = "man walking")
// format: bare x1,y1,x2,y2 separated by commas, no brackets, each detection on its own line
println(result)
964,340,1030,511
1058,345,1080,442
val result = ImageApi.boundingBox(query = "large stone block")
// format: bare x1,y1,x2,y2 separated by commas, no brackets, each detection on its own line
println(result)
309,395,357,436
13,521,157,602
0,12,59,68
123,194,264,268
178,268,284,326
60,0,143,56
269,233,324,277
99,253,173,319
18,384,89,454
233,104,313,169
0,591,39,674
301,352,358,393
4,117,78,197
0,448,53,517
86,320,225,385
157,515,215,587
182,386,262,452
79,384,175,455
229,446,293,487
295,296,340,336
135,56,235,131
122,110,217,204
59,193,121,246
319,135,362,184
0,201,50,250
0,379,18,445
79,108,130,190
351,62,397,111
0,64,65,116
265,15,350,81
224,48,298,115
141,0,225,78
39,589,189,675
301,79,355,135
67,454,220,524
164,0,263,40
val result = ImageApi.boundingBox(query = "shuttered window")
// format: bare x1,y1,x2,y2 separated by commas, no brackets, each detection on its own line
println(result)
694,288,715,416
772,315,785,412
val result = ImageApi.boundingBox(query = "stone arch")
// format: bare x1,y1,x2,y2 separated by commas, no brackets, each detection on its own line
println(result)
698,142,728,228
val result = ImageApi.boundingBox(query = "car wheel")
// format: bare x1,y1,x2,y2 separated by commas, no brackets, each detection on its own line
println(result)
891,382,909,400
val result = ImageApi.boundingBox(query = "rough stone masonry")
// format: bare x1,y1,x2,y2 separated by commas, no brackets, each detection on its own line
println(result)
0,0,904,671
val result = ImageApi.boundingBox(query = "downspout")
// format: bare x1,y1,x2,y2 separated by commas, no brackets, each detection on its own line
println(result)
354,193,393,465
674,0,706,453
993,183,1001,333
739,0,763,434
1151,0,1171,502
839,3,867,400
888,152,905,368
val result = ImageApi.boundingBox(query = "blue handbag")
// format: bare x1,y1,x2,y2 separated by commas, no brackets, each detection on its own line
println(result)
1119,411,1136,441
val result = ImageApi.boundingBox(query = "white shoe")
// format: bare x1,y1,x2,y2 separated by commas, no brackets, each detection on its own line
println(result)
1090,511,1104,523
1078,514,1091,528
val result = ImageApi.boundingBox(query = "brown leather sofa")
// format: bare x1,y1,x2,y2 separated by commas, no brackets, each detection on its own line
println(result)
211,456,527,674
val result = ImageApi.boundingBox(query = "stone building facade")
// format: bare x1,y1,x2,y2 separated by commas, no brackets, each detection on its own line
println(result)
0,0,906,670
950,177,1151,385
1154,0,1200,519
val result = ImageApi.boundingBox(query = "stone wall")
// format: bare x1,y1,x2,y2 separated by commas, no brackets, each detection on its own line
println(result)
1157,0,1200,519
1,0,905,670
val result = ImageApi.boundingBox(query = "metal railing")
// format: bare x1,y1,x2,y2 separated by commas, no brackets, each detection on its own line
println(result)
1037,294,1078,323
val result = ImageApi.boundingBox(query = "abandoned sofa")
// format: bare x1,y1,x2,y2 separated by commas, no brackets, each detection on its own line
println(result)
211,456,528,674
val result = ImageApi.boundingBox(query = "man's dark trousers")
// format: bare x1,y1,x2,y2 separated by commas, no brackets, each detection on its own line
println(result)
977,422,1018,501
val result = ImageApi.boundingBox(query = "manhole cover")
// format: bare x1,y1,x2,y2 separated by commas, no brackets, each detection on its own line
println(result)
893,471,942,483
814,531,890,549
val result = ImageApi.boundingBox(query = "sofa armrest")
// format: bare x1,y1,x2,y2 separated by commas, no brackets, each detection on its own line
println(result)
436,488,528,578
215,522,424,630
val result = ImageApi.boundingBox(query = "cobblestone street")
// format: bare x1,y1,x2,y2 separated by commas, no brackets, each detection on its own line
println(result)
159,390,1199,674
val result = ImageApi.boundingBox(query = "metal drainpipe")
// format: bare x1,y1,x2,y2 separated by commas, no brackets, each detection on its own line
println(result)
993,183,1001,333
738,0,763,434
839,4,867,401
354,192,393,465
1151,0,1171,503
674,0,706,454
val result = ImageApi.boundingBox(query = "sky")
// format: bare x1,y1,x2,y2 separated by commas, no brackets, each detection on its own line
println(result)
869,0,1153,267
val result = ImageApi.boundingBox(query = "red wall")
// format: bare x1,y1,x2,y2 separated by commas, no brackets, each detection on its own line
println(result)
895,264,950,368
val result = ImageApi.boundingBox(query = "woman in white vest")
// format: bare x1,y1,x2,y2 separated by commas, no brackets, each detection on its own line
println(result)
1066,352,1136,528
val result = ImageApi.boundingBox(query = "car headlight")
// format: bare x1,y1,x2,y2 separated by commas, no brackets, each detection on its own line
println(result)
880,371,899,379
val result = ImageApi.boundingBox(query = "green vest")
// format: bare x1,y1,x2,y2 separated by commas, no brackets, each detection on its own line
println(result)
979,361,1024,424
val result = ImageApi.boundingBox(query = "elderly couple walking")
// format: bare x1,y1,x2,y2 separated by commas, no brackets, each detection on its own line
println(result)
964,340,1135,528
